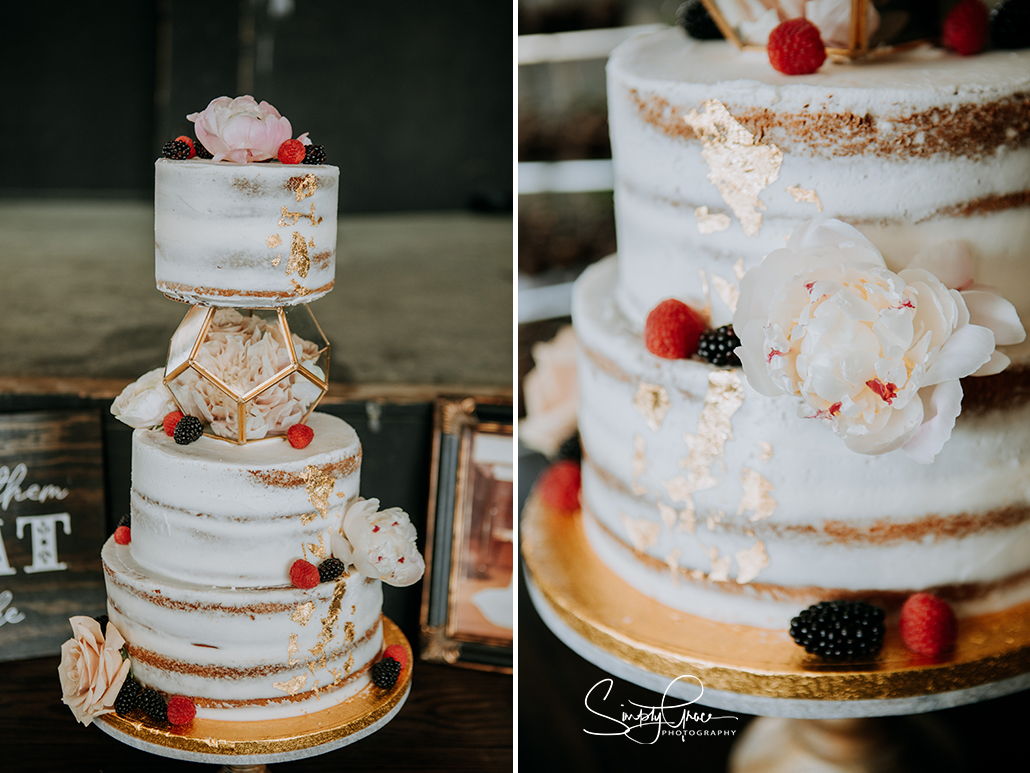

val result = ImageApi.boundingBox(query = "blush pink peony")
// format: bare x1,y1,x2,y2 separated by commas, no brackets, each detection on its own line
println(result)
187,96,293,163
733,217,1025,463
58,616,131,726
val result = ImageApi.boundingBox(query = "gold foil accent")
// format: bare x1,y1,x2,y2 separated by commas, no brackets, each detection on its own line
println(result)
344,653,355,674
738,467,778,522
266,234,283,249
664,548,682,581
344,621,356,644
278,203,322,227
787,185,823,211
304,465,335,519
272,255,281,266
758,442,773,462
299,511,320,526
735,541,770,585
293,173,318,201
309,237,316,248
619,513,660,552
706,509,726,532
684,100,783,237
631,434,648,495
733,258,746,281
290,278,313,295
657,501,678,531
633,382,670,431
705,545,731,583
286,232,311,278
679,370,746,492
694,205,731,234
291,602,316,626
303,532,329,562
288,633,300,666
273,674,308,696
310,577,347,659
679,503,697,534
711,274,740,313
662,475,693,505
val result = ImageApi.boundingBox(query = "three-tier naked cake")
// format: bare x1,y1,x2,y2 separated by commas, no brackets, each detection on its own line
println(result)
59,97,424,730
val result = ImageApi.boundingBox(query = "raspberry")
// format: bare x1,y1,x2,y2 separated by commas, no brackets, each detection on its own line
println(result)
536,460,581,514
174,135,196,158
644,299,707,359
943,0,989,55
697,324,741,367
303,144,327,165
163,410,184,437
767,18,826,75
789,600,885,661
287,423,314,449
162,139,192,160
194,140,214,159
173,415,203,445
114,525,131,545
278,139,306,164
166,695,197,726
290,559,320,589
318,557,346,583
676,0,723,40
371,657,402,689
382,644,408,670
136,687,167,723
900,593,957,656
114,677,142,715
991,0,1030,49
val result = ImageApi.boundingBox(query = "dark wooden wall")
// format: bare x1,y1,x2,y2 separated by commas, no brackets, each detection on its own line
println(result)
1,0,512,213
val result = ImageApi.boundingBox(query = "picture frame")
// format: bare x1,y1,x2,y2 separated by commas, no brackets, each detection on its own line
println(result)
420,396,514,673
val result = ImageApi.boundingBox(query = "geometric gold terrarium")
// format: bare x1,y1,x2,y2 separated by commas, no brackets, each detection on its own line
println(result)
163,305,329,445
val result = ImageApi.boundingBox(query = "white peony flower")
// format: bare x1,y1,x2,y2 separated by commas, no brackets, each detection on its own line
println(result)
111,368,177,429
733,217,1025,463
331,498,425,587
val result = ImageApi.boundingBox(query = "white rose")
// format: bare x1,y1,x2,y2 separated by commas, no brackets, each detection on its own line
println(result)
519,325,579,457
111,368,176,429
58,617,131,727
332,498,425,587
733,218,1025,463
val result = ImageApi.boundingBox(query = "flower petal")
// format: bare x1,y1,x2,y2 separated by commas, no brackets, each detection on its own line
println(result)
922,323,995,386
960,290,1026,346
901,380,963,464
905,240,975,290
970,349,1011,377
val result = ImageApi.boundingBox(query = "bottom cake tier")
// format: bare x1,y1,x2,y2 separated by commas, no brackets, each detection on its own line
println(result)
103,537,384,721
573,256,1030,629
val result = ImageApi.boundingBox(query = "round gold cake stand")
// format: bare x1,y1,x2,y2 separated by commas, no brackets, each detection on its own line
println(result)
95,617,412,771
522,494,1030,769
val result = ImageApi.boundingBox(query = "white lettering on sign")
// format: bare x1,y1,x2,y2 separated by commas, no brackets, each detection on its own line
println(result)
0,517,15,577
0,464,70,512
16,514,72,573
0,589,25,626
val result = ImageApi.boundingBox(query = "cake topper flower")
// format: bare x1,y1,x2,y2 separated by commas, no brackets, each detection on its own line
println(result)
733,217,1025,463
187,96,294,163
111,368,177,429
58,616,131,727
331,498,425,587
519,325,579,458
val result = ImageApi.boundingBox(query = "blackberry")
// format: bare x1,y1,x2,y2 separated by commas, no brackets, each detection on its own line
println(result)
991,0,1030,49
194,139,214,159
93,614,109,633
118,512,131,528
136,687,168,723
303,144,327,165
555,433,582,463
162,139,192,160
371,657,402,689
697,324,741,367
114,677,142,715
676,0,723,40
790,600,885,661
318,557,346,583
173,415,203,445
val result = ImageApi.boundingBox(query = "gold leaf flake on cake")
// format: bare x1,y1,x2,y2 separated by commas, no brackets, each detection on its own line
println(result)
278,203,322,228
266,233,283,249
272,255,281,266
706,509,726,532
705,546,732,583
633,382,670,431
694,205,731,234
344,653,354,674
290,278,312,295
329,667,343,685
710,274,739,314
309,237,316,249
758,441,773,462
657,501,678,531
735,541,769,585
683,100,783,237
678,501,697,534
273,674,307,696
662,475,693,505
299,510,321,526
291,601,316,626
288,633,300,666
303,465,335,519
619,513,660,552
664,548,681,581
733,258,746,281
290,173,319,201
286,231,311,278
303,532,329,562
631,434,648,495
344,621,355,644
786,185,823,211
310,577,347,659
680,370,746,492
738,467,777,522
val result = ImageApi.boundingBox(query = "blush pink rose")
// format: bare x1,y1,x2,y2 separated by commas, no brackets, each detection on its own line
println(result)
187,96,293,163
58,616,131,726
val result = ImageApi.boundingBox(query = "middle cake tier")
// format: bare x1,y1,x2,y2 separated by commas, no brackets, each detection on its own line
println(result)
129,411,361,587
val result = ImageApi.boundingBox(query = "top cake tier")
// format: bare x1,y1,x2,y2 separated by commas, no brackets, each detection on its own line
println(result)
607,29,1030,358
155,159,339,308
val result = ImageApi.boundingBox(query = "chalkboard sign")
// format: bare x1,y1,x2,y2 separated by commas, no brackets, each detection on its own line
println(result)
0,410,107,662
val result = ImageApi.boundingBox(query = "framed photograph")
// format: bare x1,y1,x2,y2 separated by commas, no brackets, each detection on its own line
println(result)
421,396,513,673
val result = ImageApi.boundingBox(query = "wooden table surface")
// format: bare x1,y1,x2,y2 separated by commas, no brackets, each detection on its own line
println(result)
1,655,512,772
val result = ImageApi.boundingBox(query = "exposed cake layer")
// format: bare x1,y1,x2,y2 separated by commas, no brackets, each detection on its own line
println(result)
607,30,1030,362
574,257,1030,628
155,158,339,307
104,538,382,721
130,412,361,587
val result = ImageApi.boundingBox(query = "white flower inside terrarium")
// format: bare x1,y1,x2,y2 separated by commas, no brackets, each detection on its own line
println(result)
163,306,329,444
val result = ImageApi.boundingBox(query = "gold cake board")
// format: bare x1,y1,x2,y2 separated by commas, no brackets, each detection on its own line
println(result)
95,617,412,766
521,494,1030,719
